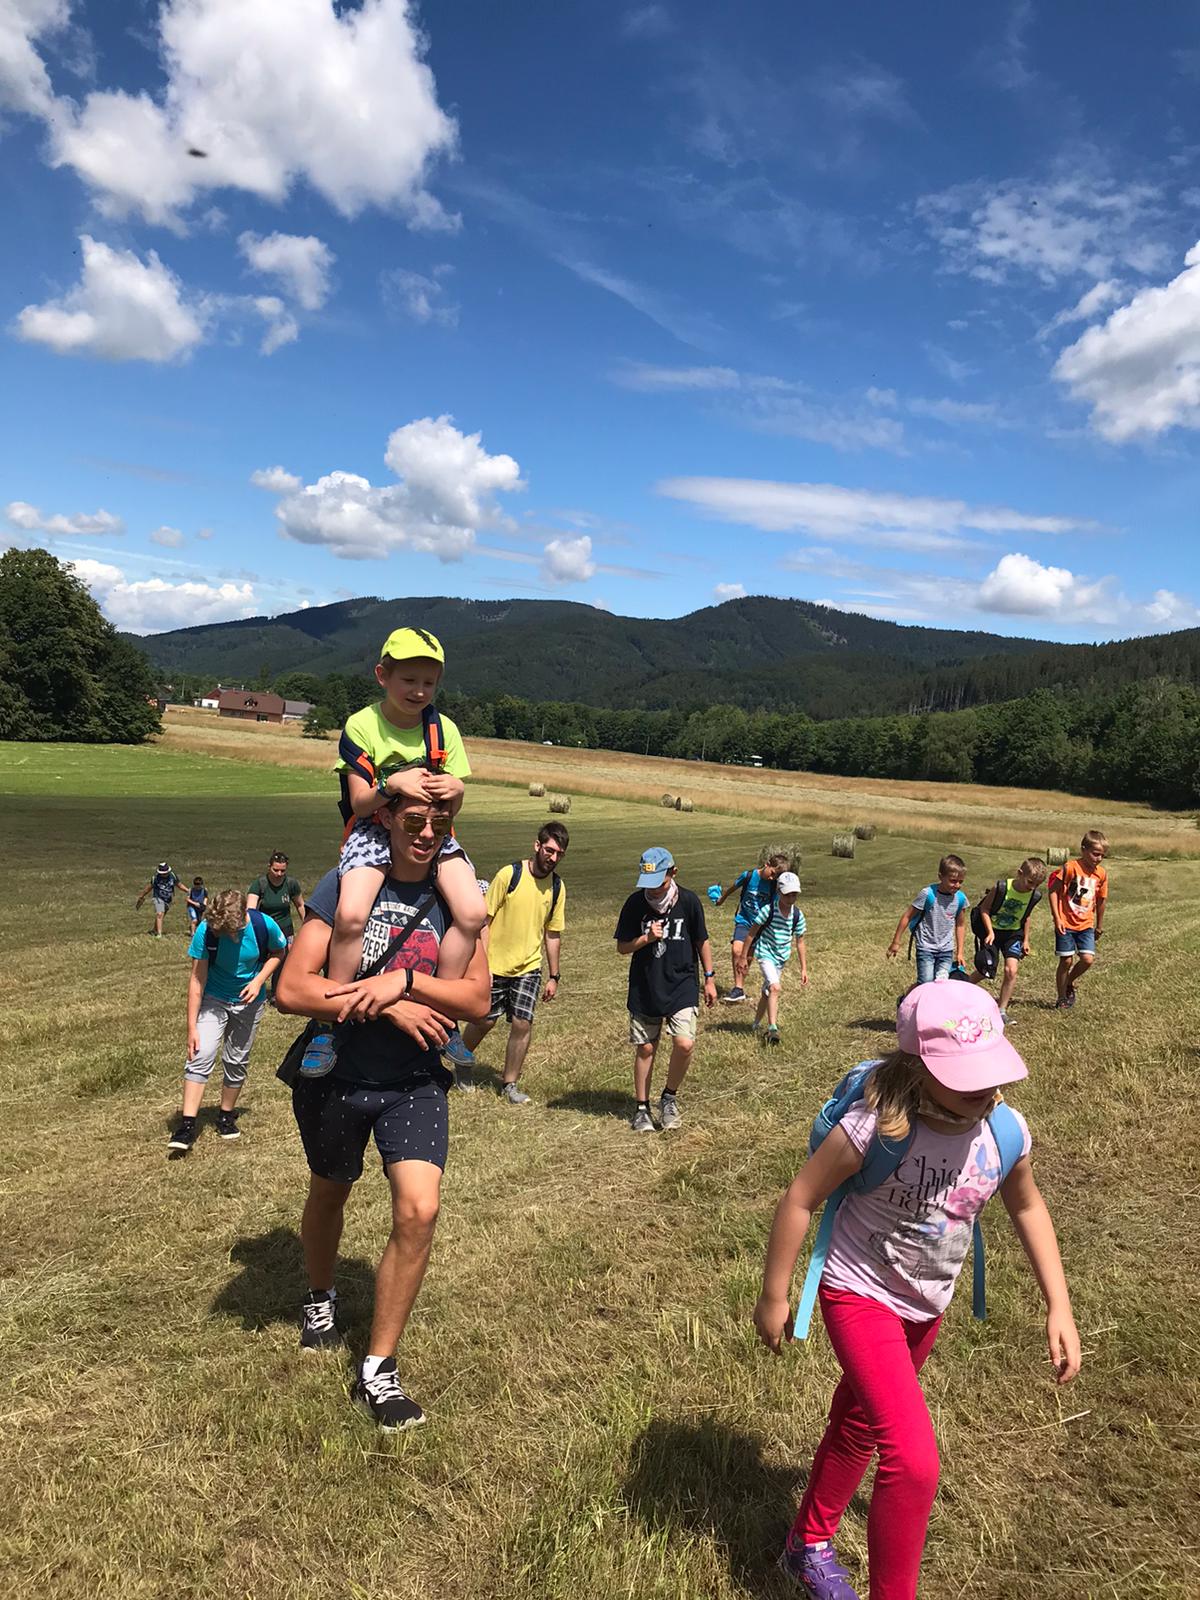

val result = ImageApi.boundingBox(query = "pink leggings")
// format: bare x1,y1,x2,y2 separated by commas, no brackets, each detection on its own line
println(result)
789,1287,943,1600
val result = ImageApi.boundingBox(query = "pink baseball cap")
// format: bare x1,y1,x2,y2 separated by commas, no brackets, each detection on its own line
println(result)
896,981,1028,1092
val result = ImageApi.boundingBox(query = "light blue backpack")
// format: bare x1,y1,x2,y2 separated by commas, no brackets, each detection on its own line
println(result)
792,1060,1026,1338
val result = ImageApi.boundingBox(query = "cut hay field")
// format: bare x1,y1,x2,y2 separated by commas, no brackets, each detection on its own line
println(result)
3,738,1198,1600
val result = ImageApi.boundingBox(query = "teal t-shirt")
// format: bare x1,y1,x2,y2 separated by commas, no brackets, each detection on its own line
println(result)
753,901,806,964
189,915,287,1002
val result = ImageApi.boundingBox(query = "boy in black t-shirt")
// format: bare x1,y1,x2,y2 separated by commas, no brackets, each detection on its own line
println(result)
614,846,717,1134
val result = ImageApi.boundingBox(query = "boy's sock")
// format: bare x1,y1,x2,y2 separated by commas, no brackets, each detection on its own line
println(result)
361,1353,388,1382
636,1099,651,1113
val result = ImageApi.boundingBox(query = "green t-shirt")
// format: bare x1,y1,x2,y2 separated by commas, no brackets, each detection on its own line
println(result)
248,873,302,934
991,879,1036,932
336,703,471,782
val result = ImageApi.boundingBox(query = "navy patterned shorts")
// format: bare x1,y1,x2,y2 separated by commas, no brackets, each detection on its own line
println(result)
338,817,469,877
292,1073,451,1182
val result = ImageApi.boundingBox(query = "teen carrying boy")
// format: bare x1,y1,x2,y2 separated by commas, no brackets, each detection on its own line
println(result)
1050,831,1109,1010
971,857,1047,1023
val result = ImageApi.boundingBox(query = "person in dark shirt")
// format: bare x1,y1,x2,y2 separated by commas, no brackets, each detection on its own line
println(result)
276,795,490,1432
136,862,180,938
614,846,717,1135
246,851,306,945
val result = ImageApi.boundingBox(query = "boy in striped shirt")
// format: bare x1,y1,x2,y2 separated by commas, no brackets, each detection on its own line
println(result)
747,871,808,1045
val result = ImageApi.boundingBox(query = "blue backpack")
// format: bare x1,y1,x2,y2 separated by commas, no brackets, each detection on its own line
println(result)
205,908,271,967
792,1060,1026,1339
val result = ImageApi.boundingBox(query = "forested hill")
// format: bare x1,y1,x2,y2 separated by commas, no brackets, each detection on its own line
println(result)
134,593,1200,720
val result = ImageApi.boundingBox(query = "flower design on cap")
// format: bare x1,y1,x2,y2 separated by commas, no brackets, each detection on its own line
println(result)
943,1013,995,1046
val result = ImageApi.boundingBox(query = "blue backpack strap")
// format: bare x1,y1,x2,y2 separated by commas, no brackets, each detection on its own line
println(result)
506,860,523,895
907,884,936,959
247,907,270,965
970,1102,1026,1320
794,1185,846,1339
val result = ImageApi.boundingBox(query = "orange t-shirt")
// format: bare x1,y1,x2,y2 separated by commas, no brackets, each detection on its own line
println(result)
1050,858,1108,931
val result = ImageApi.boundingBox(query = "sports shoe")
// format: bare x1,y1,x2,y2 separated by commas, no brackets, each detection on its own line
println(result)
722,986,747,1003
501,1081,531,1106
443,1031,475,1066
167,1117,198,1155
999,1009,1012,1026
352,1358,425,1430
217,1110,240,1140
658,1093,681,1131
299,1290,342,1352
764,1024,781,1046
631,1106,656,1133
1064,986,1077,1008
777,1541,861,1598
453,1064,475,1093
299,1030,337,1078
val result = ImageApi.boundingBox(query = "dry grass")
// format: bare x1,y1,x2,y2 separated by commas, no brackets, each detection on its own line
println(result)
5,738,1198,1599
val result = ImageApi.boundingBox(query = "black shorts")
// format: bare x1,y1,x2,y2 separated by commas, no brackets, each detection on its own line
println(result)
292,1074,450,1183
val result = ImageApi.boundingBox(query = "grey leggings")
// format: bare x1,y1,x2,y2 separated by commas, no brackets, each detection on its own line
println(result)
184,993,266,1087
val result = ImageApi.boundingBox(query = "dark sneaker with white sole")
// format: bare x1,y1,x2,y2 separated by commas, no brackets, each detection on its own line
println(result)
631,1106,656,1133
167,1117,198,1155
722,986,747,1003
217,1111,240,1140
299,1290,342,1351
352,1358,425,1430
777,1541,861,1598
453,1065,475,1093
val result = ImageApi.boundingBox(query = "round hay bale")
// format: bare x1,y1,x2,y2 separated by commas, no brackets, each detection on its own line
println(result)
832,832,856,859
759,840,803,873
676,796,694,812
548,794,572,814
1046,844,1068,866
853,823,876,841
661,792,676,808
528,781,546,798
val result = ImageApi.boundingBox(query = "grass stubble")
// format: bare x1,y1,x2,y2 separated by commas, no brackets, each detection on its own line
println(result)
1,737,1197,1599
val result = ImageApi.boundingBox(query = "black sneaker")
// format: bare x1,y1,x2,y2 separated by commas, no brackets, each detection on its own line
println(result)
167,1117,198,1155
299,1290,342,1352
217,1110,240,1140
352,1358,425,1430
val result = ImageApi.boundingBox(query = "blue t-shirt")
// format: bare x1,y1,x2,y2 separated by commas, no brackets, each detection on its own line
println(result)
187,887,208,918
733,868,775,926
189,914,287,1002
753,901,807,964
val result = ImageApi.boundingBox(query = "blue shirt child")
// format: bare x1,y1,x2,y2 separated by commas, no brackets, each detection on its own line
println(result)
188,914,287,1003
733,868,775,929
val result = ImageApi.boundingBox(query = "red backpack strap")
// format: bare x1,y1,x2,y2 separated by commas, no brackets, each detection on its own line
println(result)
422,705,447,773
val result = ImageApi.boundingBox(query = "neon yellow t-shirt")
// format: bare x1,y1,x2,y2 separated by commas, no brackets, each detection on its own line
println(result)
337,703,471,781
484,861,567,977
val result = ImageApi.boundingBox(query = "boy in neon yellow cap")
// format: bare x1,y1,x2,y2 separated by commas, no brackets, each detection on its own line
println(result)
299,625,485,1076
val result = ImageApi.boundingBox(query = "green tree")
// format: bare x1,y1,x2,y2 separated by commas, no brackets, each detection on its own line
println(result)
303,705,335,739
273,671,325,703
0,547,160,743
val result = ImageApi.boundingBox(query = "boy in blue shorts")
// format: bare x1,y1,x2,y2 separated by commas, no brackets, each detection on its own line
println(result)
715,852,788,1001
746,871,808,1045
971,856,1046,1023
186,877,207,933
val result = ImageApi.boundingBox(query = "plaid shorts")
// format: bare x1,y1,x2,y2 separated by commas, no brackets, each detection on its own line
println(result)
338,817,468,877
487,971,543,1023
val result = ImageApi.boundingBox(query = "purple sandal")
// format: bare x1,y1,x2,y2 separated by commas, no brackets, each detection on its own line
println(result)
777,1541,862,1599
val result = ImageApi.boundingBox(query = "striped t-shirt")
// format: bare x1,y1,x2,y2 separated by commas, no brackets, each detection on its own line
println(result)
753,901,806,964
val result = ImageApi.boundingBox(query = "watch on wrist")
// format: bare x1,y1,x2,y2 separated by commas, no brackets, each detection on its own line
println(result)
548,972,560,982
703,969,715,979
404,966,414,996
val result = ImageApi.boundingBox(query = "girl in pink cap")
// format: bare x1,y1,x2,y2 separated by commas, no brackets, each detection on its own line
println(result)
753,983,1081,1600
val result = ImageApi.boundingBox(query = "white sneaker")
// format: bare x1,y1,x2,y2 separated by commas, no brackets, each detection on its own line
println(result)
501,1082,531,1106
631,1107,656,1133
658,1094,681,1131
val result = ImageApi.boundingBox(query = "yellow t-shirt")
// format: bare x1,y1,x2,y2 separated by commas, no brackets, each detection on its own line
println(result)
484,861,567,977
337,703,471,781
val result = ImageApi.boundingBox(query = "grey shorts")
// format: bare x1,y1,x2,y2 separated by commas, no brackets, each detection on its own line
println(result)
338,817,468,877
487,971,542,1023
629,1007,698,1045
153,897,171,917
184,993,266,1086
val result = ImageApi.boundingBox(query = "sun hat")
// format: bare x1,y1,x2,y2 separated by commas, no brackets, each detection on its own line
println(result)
973,940,999,981
380,626,444,666
637,846,675,888
896,981,1027,1091
158,861,170,872
777,871,801,895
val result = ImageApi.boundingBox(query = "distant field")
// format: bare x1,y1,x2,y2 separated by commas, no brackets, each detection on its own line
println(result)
5,739,1198,1599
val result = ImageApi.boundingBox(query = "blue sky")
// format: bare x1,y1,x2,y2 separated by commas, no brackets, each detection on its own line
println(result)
3,1,1200,642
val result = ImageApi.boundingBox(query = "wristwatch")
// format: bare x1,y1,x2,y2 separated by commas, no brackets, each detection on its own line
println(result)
703,969,716,979
404,966,414,996
548,972,560,981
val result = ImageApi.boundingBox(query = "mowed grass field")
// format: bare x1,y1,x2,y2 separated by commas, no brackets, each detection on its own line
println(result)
3,738,1199,1600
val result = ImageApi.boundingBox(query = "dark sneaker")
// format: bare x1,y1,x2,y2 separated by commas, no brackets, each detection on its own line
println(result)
501,1082,531,1106
658,1093,681,1131
1064,987,1077,1009
764,1024,781,1046
217,1110,240,1140
631,1106,656,1133
443,1031,475,1066
777,1541,861,1598
299,1030,337,1078
453,1064,475,1094
722,986,747,1003
299,1290,342,1352
167,1118,198,1155
352,1358,425,1430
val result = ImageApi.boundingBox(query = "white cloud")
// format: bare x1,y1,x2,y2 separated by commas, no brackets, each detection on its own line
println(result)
657,476,1094,552
918,175,1168,286
239,231,334,310
1053,241,1200,441
149,525,185,548
41,0,458,229
923,342,975,384
613,362,740,391
976,552,1107,616
5,499,124,537
381,265,458,326
541,534,596,584
713,581,747,601
251,465,302,493
0,0,67,118
252,294,298,354
262,415,523,561
68,557,260,633
13,234,205,362
1039,278,1125,339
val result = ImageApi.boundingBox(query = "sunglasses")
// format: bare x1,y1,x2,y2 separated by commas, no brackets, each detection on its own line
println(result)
398,812,452,837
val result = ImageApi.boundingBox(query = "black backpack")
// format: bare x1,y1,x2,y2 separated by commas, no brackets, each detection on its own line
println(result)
205,907,271,966
970,879,1041,946
506,860,562,919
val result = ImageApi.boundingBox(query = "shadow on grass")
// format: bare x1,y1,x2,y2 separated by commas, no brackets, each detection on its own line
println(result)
845,1016,897,1033
622,1417,807,1592
703,1019,759,1035
546,1088,630,1119
211,1226,375,1336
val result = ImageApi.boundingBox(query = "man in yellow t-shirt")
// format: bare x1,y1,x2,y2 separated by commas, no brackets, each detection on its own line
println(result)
459,822,569,1105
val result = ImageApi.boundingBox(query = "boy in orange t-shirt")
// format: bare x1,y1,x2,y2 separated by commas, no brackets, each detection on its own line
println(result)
1049,829,1108,1010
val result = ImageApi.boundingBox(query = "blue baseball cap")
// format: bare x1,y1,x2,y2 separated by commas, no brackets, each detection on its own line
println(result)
637,846,675,887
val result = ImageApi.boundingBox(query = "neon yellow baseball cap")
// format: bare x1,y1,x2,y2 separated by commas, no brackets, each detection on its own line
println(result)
380,626,445,666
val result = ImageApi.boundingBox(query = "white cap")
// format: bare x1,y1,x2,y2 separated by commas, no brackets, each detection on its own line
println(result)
777,871,801,894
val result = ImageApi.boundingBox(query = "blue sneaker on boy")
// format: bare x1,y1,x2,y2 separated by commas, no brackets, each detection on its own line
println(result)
299,1030,337,1078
